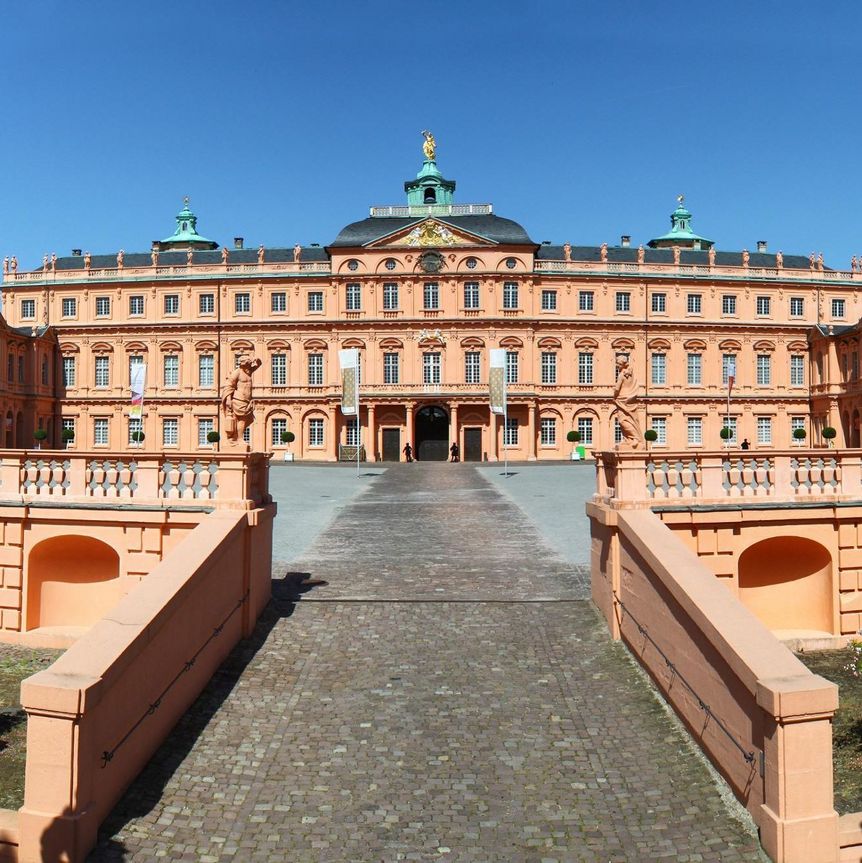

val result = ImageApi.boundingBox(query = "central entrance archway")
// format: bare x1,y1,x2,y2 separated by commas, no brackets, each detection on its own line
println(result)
415,405,449,461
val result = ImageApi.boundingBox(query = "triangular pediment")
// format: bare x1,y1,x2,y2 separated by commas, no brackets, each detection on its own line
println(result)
367,219,496,249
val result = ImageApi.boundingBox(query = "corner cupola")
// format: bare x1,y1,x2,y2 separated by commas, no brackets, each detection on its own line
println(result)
647,195,714,250
403,131,456,207
158,197,219,251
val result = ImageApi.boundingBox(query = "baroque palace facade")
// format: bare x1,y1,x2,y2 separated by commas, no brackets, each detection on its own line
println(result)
2,142,862,461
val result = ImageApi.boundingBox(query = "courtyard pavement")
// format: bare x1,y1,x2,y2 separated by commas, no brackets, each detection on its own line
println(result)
89,463,767,862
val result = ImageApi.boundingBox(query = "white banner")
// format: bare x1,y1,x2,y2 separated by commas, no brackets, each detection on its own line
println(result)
339,349,359,416
129,362,147,420
489,348,507,416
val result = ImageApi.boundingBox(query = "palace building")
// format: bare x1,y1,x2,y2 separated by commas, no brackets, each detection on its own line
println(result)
2,141,862,460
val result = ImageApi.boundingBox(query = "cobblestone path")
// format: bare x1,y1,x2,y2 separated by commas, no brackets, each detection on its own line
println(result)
90,464,766,862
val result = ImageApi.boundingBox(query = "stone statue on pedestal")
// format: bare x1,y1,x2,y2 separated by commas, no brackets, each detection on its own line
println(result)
221,355,263,447
613,354,642,450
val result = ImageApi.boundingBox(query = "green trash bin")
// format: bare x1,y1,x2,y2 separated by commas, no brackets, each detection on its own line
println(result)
576,445,586,460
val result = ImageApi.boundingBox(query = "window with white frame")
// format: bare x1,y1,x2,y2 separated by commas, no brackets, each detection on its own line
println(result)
423,282,439,310
651,416,667,445
614,419,623,446
504,417,519,446
346,417,359,447
721,417,738,444
686,294,702,314
198,418,214,446
423,352,441,384
62,297,77,317
162,418,179,447
756,354,771,386
790,297,804,317
790,416,805,444
309,417,324,447
722,354,737,387
127,417,142,445
832,298,846,318
383,352,399,384
756,296,771,316
308,353,324,386
271,418,288,446
163,354,179,387
579,290,594,312
790,355,805,386
62,417,75,445
271,353,287,386
271,292,287,313
465,352,480,384
199,354,214,387
687,353,702,385
687,416,703,446
235,293,251,313
62,356,76,387
128,354,143,386
96,296,111,317
541,290,557,311
94,417,109,446
164,294,179,315
129,295,144,316
346,283,361,310
94,356,110,388
199,293,215,314
578,352,594,385
651,353,666,385
577,416,593,446
21,299,35,319
540,417,556,446
541,352,557,384
383,283,398,310
651,293,666,313
721,295,737,316
757,416,773,444
464,282,479,309
615,292,630,313
503,281,519,309
505,351,518,384
308,291,324,312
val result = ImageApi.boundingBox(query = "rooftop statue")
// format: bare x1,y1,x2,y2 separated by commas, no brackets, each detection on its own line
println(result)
222,355,263,447
613,354,642,450
421,129,436,162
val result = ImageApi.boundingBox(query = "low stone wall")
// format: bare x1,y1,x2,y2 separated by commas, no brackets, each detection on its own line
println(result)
589,500,840,863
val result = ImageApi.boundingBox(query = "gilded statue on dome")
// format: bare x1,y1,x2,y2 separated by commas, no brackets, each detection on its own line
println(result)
421,130,436,161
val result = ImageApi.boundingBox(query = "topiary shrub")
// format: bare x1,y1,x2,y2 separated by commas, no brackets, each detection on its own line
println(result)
793,427,807,440
566,430,581,443
719,427,733,441
644,429,658,442
61,428,75,443
207,431,220,443
280,430,296,444
33,429,48,441
131,431,145,443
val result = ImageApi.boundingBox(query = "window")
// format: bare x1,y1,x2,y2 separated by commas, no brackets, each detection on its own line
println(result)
162,418,179,447
271,418,287,446
721,295,737,316
163,354,179,387
271,353,287,386
62,418,75,445
505,351,518,384
504,417,519,446
94,418,109,446
505,257,517,269
578,352,594,385
21,299,35,319
464,282,479,309
615,292,630,313
129,295,144,316
790,297,804,317
465,352,480,384
164,294,179,315
540,352,556,384
62,357,76,387
423,352,441,384
722,354,737,387
96,296,110,317
346,283,361,310
345,417,359,447
7,355,13,383
198,354,215,389
853,352,859,381
721,417,738,444
541,290,557,311
383,283,399,310
62,297,77,317
686,294,702,314
466,257,477,269
756,354,771,386
309,418,324,447
128,417,142,445
243,426,251,444
271,292,287,313
651,417,667,446
347,259,359,271
41,356,48,385
757,416,773,445
94,356,110,388
687,353,702,386
128,354,143,385
651,293,666,313
577,416,593,446
791,416,805,442
503,281,518,309
383,352,399,384
423,282,439,310
235,293,251,313
199,293,214,314
756,296,771,316
614,419,623,446
579,291,594,312
308,291,324,312
540,417,556,446
790,355,805,387
308,353,324,386
651,353,666,385
17,356,24,384
833,298,846,318
385,258,397,271
198,418,214,446
687,417,703,446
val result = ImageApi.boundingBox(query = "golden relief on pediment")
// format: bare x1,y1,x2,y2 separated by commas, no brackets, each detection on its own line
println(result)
374,220,481,249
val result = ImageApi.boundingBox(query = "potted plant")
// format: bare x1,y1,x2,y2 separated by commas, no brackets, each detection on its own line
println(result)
792,427,807,446
822,426,837,448
644,428,658,450
206,430,220,445
33,428,48,450
61,427,75,448
566,429,581,460
280,430,295,461
131,430,145,447
719,427,733,447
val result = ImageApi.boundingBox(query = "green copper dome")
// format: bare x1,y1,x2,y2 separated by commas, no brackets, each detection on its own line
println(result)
160,198,219,250
647,196,713,249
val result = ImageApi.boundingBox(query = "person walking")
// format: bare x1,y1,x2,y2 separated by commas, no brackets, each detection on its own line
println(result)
449,442,460,462
403,442,413,462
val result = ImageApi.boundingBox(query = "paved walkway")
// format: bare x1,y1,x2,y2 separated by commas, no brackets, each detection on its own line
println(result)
90,464,766,862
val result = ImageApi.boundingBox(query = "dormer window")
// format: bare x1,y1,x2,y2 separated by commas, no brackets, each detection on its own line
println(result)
182,222,188,231
424,188,436,204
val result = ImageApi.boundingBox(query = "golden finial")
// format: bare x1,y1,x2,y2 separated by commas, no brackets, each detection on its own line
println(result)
183,195,190,208
677,194,685,206
421,130,436,162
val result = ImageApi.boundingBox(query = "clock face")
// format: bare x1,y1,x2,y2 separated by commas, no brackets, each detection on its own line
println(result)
419,251,444,273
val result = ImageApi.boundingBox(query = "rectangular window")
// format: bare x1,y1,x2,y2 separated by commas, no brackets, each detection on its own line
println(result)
18,356,24,384
164,294,179,315
128,354,143,386
505,351,518,384
199,293,214,314
271,353,287,386
756,354,771,386
346,283,361,311
756,296,771,316
503,281,519,309
423,352,441,385
95,296,110,317
94,356,109,388
615,292,630,313
308,353,324,386
271,292,287,313
7,355,13,383
651,293,666,314
383,283,399,310
62,297,77,317
579,290,594,312
128,417,142,445
578,352,594,385
687,417,703,446
129,295,144,316
541,290,557,311
790,297,804,317
504,417,519,446
722,354,737,387
308,291,324,312
235,293,251,313
94,418,109,446
164,354,179,387
651,353,667,386
721,295,737,316
614,419,623,446
853,352,859,382
62,418,75,443
162,418,179,447
198,418,214,446
540,417,556,446
464,282,479,309
757,416,773,445
21,299,35,319
345,417,359,447
271,418,288,447
721,417,738,444
577,416,593,446
791,416,805,442
790,355,805,386
833,298,846,318
651,417,667,446
41,356,48,385
465,351,480,384
687,353,702,385
383,352,399,384
199,354,214,388
62,357,76,387
423,282,439,310
541,352,557,384
687,294,702,314
309,418,324,447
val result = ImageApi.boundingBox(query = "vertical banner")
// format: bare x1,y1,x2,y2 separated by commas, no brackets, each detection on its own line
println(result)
129,362,147,420
489,349,507,416
339,349,359,416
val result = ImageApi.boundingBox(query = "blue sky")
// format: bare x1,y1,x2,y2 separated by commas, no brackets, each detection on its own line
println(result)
1,1,859,269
